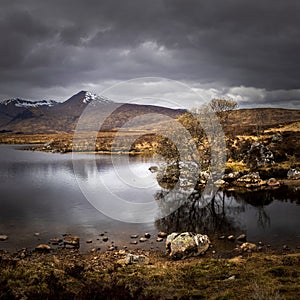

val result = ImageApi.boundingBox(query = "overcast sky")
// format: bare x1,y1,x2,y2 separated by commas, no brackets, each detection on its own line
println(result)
0,0,300,109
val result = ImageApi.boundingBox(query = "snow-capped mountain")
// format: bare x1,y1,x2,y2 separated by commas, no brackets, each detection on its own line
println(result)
82,91,112,104
1,98,58,108
0,90,183,133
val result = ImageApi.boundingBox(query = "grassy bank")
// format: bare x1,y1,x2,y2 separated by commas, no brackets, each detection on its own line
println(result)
0,249,299,299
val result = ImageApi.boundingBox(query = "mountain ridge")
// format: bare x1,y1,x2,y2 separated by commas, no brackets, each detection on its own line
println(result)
0,91,184,133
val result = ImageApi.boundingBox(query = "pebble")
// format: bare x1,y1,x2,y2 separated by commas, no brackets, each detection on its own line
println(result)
50,238,62,245
0,234,8,241
224,275,236,281
218,235,225,240
102,236,109,242
130,240,138,245
34,232,40,237
156,237,163,242
227,235,235,241
130,234,139,238
236,234,247,242
63,235,80,249
35,244,51,252
144,233,151,239
86,239,93,244
157,232,168,238
139,237,148,243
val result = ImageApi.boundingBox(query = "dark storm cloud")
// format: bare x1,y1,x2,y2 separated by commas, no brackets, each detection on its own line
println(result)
0,0,299,107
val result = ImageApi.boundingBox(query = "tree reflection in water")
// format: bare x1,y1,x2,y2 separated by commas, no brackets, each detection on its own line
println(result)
155,185,300,236
155,189,244,236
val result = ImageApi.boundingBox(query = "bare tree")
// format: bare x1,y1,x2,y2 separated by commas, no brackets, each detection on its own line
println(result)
209,98,238,113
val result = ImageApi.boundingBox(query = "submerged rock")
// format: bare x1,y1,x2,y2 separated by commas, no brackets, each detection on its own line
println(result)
166,232,210,260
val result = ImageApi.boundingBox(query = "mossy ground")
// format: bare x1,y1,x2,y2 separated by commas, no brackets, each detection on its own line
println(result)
0,250,299,299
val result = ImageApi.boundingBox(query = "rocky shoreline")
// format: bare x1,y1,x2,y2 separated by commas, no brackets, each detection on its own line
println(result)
0,233,299,299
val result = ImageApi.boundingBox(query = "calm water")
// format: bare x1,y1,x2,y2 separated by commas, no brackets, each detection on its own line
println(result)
0,144,299,252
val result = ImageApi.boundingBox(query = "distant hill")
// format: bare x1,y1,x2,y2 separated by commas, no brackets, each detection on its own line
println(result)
0,91,184,134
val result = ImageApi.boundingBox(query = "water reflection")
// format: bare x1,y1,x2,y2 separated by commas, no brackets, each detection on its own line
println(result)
155,186,300,246
0,144,299,251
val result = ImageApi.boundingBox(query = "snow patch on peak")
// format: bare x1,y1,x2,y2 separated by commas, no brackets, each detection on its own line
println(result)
1,98,58,108
83,91,112,104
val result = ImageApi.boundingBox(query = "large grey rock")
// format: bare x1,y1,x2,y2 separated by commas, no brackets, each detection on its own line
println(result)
236,172,266,188
166,232,210,259
247,142,274,167
287,169,300,180
117,254,150,265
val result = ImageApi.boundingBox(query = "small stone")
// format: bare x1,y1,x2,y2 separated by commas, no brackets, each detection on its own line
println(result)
102,236,109,242
156,237,163,242
149,166,158,173
157,232,168,238
240,242,257,252
139,237,148,242
258,241,263,245
144,233,151,239
99,233,105,236
64,244,76,249
50,238,62,245
107,246,115,251
86,239,93,244
283,245,290,250
130,240,138,245
236,234,247,242
124,254,150,265
227,235,235,241
212,250,216,254
119,249,126,255
258,246,263,251
0,235,8,241
34,232,40,236
267,178,280,187
130,234,138,239
63,235,80,248
218,235,225,240
224,275,236,281
36,244,51,252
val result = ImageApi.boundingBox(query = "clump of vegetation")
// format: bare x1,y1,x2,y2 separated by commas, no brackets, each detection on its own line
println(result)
0,251,299,299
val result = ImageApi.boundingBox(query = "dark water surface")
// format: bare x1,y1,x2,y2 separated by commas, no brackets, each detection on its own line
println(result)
0,145,299,252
